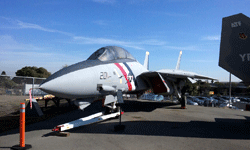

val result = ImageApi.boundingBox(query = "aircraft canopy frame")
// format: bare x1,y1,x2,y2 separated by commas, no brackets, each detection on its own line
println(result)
87,46,136,61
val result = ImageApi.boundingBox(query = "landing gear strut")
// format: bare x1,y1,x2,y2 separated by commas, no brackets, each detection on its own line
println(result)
114,90,125,131
173,81,187,109
180,85,187,109
180,96,187,109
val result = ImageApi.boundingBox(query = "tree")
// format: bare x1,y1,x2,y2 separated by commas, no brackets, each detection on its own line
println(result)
0,71,16,89
185,80,211,96
185,80,198,96
1,71,6,75
16,66,51,78
0,79,17,89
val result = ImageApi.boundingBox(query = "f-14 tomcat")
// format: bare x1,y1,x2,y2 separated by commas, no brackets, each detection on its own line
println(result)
40,46,215,110
39,46,215,131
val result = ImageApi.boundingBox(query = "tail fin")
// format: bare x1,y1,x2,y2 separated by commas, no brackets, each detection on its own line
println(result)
175,50,182,70
144,51,149,70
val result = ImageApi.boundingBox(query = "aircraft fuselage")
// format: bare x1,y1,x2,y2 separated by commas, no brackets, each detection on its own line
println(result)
39,59,148,99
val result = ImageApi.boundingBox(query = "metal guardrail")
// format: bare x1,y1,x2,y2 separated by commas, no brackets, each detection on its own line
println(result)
0,75,47,96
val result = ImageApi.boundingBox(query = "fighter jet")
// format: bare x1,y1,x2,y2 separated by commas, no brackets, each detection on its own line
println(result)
39,46,215,112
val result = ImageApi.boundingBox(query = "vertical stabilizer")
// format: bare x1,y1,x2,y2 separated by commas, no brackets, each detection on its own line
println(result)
144,51,149,70
175,51,182,70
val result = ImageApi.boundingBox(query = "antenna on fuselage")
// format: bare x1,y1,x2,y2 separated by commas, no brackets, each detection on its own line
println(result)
144,51,149,70
175,50,182,70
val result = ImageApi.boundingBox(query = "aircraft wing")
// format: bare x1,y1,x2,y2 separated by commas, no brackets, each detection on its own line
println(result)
138,69,217,94
156,69,217,80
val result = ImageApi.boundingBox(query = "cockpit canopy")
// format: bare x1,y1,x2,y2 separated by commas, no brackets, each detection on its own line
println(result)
87,46,136,61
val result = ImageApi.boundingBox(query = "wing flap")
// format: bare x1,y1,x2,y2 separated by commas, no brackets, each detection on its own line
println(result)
138,72,170,94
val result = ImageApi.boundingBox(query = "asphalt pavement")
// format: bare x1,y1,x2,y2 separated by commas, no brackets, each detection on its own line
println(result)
0,99,250,150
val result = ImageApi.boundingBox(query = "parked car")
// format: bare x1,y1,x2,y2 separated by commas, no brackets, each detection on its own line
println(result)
187,96,204,106
139,94,164,101
213,97,229,105
239,97,250,103
196,96,210,106
203,99,213,107
187,99,198,105
219,102,230,108
232,97,240,103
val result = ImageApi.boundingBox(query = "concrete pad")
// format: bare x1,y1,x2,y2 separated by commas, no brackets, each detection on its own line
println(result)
0,99,250,150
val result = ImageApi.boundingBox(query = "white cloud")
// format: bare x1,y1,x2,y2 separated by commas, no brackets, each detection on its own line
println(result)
202,35,221,41
0,51,54,57
0,35,43,51
73,36,127,45
72,36,168,50
0,35,83,75
0,17,73,36
0,35,80,61
1,17,167,50
73,36,145,50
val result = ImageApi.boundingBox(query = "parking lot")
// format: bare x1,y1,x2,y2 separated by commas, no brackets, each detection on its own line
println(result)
1,98,250,150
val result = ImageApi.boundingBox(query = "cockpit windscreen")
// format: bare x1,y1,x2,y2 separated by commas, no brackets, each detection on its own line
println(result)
87,46,136,61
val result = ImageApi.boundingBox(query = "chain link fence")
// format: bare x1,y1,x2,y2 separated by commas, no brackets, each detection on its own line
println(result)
0,75,47,96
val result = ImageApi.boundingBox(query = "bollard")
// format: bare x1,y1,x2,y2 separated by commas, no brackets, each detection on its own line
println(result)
11,103,32,150
20,103,25,147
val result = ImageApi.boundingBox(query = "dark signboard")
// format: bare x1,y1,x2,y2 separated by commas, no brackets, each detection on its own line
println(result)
219,13,250,83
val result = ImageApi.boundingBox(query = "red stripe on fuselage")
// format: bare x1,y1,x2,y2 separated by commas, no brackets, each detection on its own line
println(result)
114,63,132,91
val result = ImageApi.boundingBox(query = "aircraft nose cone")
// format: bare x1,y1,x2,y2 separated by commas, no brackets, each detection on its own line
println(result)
39,80,57,94
39,66,95,99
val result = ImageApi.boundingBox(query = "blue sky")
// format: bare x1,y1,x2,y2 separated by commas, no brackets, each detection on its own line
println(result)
0,0,249,82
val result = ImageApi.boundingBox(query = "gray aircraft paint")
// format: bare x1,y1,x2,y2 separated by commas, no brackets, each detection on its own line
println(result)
219,13,250,82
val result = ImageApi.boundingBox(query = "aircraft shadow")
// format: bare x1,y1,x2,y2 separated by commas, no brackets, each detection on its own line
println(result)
121,99,179,112
0,99,177,136
68,116,250,140
1,100,250,140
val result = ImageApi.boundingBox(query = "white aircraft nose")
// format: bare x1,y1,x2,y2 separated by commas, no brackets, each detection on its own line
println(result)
39,80,58,94
39,66,95,99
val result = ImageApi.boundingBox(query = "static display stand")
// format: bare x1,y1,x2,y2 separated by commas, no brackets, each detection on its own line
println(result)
26,99,44,117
